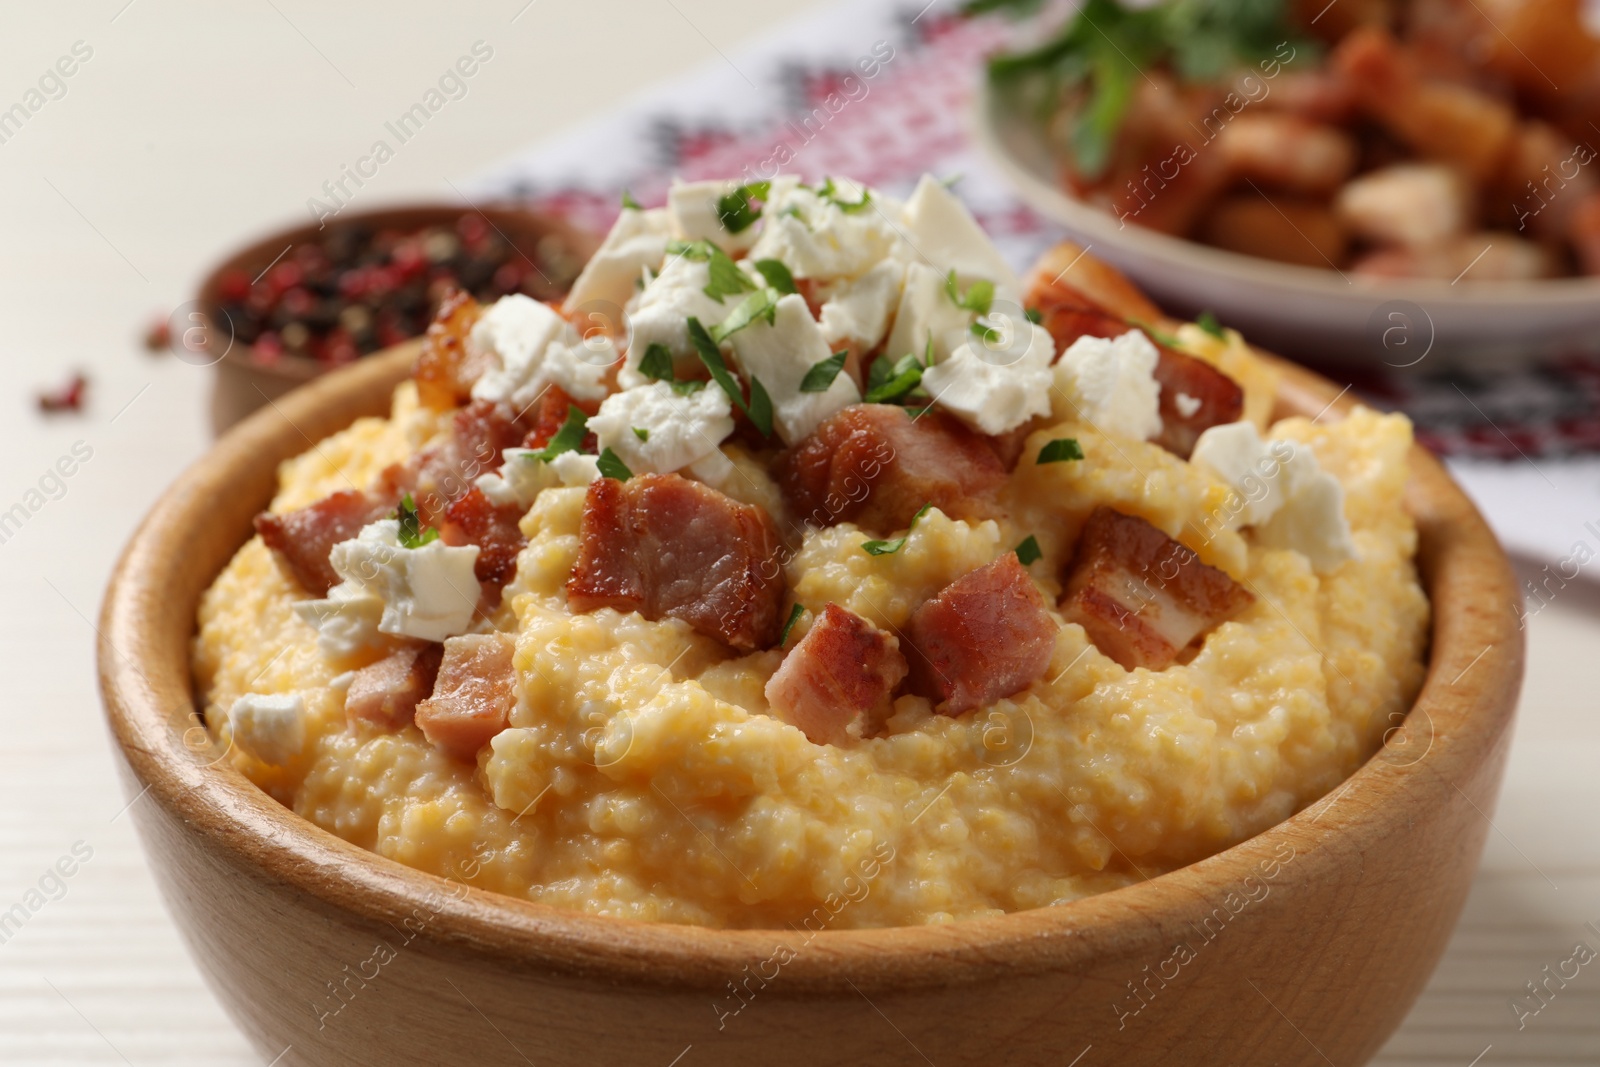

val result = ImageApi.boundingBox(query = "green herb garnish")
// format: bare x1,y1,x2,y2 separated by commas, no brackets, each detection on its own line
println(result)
979,0,1313,181
531,406,589,462
395,492,440,549
864,351,925,404
861,503,932,556
752,258,798,295
945,270,995,316
637,342,708,395
1015,535,1043,565
596,448,633,481
632,427,650,441
620,188,642,210
799,350,850,393
1024,306,1042,324
1197,310,1225,338
1037,438,1085,464
779,602,806,645
818,177,873,214
716,180,771,234
710,288,780,342
687,316,774,437
704,246,759,302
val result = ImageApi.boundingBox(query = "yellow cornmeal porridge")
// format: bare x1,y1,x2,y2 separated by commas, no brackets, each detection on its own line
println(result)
196,364,1427,929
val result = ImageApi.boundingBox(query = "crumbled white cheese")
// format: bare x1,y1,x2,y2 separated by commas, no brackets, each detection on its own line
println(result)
587,379,736,474
1189,421,1292,527
728,293,861,444
563,206,673,314
667,179,761,254
327,519,481,642
883,261,979,367
818,259,905,354
291,580,387,660
474,448,559,510
1174,391,1202,418
746,180,901,282
922,322,1055,435
624,254,735,373
1191,420,1358,572
548,451,602,486
898,174,1022,300
227,693,306,767
1051,330,1164,441
470,294,611,407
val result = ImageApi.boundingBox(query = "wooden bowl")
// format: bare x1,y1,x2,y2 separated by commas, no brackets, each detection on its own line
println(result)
192,205,597,435
98,343,1524,1067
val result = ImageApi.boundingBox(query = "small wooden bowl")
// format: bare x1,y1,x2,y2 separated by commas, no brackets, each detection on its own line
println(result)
193,205,597,435
99,345,1524,1067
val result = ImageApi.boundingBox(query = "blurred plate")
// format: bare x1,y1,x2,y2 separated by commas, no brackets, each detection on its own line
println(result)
973,78,1600,368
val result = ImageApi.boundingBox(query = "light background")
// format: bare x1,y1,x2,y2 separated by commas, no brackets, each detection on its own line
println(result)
0,2,1596,1064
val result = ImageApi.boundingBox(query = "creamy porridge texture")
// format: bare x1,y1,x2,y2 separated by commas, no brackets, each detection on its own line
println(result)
196,175,1428,928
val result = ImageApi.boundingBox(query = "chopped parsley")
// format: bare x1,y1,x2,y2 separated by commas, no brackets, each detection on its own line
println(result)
752,257,798,295
1037,437,1085,464
596,448,633,481
710,288,780,342
864,350,926,404
1024,306,1043,324
779,602,806,646
861,502,932,556
395,492,440,549
620,188,642,210
799,350,849,393
1015,535,1043,566
531,406,589,462
632,426,650,441
979,0,1313,181
818,176,873,214
971,319,1004,345
687,316,775,437
705,247,759,302
945,270,995,316
1133,319,1184,349
1197,309,1225,338
716,180,771,234
636,343,707,396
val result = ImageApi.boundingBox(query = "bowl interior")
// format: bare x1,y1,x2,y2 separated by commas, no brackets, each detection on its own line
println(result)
97,343,1523,992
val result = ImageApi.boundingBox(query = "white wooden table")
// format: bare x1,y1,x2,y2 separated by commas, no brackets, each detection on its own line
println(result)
1,3,1596,1063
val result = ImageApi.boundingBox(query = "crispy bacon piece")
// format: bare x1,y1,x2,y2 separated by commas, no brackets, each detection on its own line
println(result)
1061,507,1253,671
254,489,393,596
568,473,786,651
765,604,908,745
381,398,526,524
1026,251,1244,460
414,633,517,759
1151,348,1246,459
344,643,444,730
412,289,485,411
904,554,1057,716
778,404,1005,534
1025,241,1164,326
441,486,526,587
1331,26,1516,181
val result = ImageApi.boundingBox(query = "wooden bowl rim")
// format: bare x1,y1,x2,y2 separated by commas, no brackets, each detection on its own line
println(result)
98,343,1523,995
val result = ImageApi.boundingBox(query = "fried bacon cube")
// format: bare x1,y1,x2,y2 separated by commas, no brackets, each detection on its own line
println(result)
254,489,394,596
414,633,517,760
567,473,786,651
412,289,486,411
904,554,1058,716
344,643,443,730
1150,347,1245,460
778,404,1006,534
764,603,908,745
1025,244,1243,459
440,486,527,588
1061,507,1253,671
